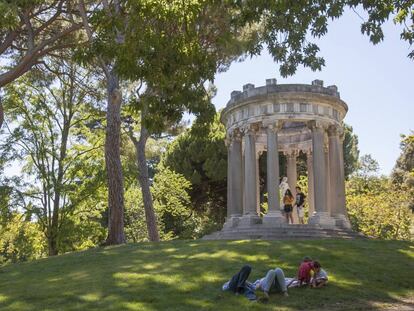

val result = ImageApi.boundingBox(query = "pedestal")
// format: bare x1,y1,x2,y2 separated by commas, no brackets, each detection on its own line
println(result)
263,212,285,227
308,211,336,229
222,216,241,230
238,215,262,227
334,214,352,229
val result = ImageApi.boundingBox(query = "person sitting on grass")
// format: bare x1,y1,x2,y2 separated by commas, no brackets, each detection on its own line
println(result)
311,261,328,288
287,256,314,287
297,256,314,286
222,265,257,301
253,267,289,300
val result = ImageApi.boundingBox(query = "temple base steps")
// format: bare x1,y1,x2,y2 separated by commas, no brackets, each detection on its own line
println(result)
202,223,365,240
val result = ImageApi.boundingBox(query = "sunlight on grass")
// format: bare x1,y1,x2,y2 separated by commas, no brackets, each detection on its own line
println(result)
199,272,221,283
80,293,101,302
398,247,414,259
68,271,90,281
113,271,186,288
0,295,7,303
227,240,251,245
189,250,240,260
162,247,178,253
122,301,153,311
331,278,362,289
142,263,162,270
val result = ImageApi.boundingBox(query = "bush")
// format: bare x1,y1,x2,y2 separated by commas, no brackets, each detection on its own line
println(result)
0,213,46,264
346,177,411,240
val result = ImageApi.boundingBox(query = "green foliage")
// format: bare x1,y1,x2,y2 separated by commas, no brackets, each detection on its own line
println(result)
0,1,20,29
343,123,360,179
152,165,199,239
124,184,149,243
0,59,107,255
348,0,414,59
124,165,209,241
346,182,411,240
162,113,227,228
85,0,387,134
0,213,46,265
357,154,380,177
392,132,414,212
296,175,311,220
346,157,411,240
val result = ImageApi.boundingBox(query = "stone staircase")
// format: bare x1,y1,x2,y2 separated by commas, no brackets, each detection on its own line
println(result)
203,224,365,240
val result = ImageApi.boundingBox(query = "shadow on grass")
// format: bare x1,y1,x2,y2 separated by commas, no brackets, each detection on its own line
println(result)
0,239,413,310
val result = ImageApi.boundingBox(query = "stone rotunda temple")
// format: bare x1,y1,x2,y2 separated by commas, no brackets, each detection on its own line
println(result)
204,79,361,240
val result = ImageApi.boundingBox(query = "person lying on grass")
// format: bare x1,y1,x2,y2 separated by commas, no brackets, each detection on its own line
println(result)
222,265,257,301
253,267,289,299
310,261,328,288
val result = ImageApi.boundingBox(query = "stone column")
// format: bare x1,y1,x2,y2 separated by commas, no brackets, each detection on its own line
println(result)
242,152,245,214
325,145,331,215
226,138,232,217
328,126,351,228
306,150,315,217
308,121,335,228
256,152,260,214
240,125,260,226
223,131,243,230
263,125,284,225
286,150,298,223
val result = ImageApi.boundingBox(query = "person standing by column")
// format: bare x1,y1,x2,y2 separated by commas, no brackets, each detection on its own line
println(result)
294,186,306,224
283,189,295,224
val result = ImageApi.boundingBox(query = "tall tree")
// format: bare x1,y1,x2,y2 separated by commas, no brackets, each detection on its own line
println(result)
0,59,103,255
0,0,84,127
78,0,127,244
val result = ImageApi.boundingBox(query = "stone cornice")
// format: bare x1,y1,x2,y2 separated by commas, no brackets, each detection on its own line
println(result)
221,84,348,132
223,83,347,113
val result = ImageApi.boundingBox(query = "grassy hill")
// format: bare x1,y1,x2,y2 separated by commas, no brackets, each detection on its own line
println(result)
0,239,413,311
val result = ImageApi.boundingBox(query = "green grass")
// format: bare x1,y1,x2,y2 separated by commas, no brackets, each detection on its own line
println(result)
0,239,413,311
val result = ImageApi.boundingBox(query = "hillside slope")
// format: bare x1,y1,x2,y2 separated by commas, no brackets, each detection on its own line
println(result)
0,239,413,310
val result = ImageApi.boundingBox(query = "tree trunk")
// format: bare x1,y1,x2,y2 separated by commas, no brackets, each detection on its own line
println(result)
49,112,71,256
105,69,126,245
48,236,58,256
135,112,160,242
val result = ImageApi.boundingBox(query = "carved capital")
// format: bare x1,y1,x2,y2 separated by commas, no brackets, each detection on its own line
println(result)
284,149,299,158
327,124,343,137
226,128,242,146
231,128,243,142
242,122,261,135
307,120,329,131
266,120,283,133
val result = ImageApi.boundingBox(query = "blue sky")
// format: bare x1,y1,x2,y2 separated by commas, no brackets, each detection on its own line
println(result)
212,9,413,175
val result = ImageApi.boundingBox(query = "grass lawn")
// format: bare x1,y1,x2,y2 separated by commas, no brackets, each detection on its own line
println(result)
0,239,413,310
